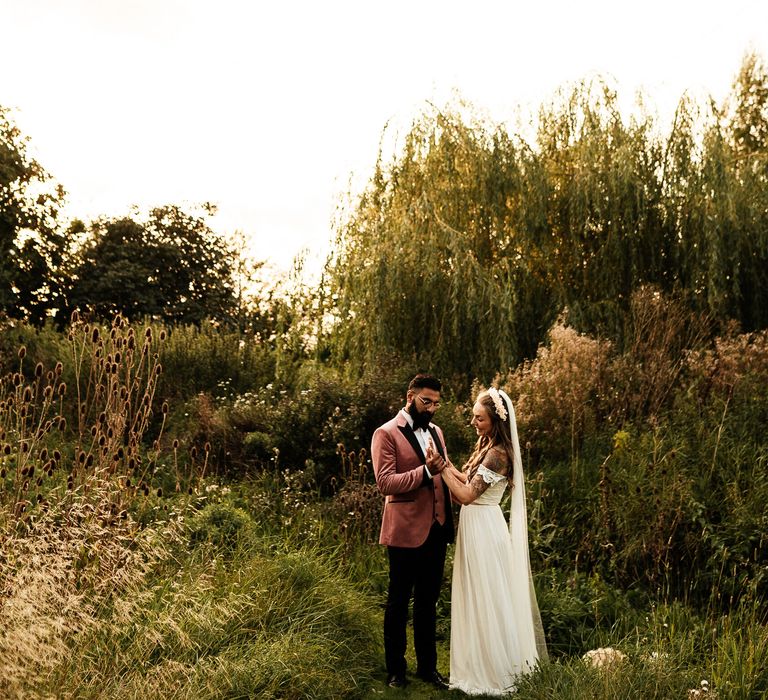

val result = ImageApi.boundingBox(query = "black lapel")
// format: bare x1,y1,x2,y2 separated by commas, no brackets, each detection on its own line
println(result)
398,424,426,462
427,426,446,459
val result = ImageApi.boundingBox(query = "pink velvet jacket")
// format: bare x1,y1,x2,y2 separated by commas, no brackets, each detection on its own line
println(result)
371,412,453,547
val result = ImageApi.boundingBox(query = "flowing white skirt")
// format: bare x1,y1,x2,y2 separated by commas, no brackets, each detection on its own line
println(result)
450,503,540,696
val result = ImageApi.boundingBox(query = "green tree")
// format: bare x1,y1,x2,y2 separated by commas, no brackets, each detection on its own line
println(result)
67,204,238,325
0,105,66,323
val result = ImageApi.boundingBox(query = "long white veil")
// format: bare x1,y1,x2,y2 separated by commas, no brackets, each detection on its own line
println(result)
499,389,548,661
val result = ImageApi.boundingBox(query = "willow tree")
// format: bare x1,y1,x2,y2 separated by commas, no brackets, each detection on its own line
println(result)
533,80,673,338
666,51,768,330
322,108,554,387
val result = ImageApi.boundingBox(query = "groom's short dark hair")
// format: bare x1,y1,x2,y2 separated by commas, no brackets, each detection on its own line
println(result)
408,373,442,393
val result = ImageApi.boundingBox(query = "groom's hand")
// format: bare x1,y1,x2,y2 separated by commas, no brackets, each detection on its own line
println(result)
426,443,445,473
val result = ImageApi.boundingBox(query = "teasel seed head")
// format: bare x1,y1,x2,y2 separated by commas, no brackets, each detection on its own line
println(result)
78,451,86,464
13,373,21,387
39,448,48,462
3,444,11,456
159,330,167,341
91,426,98,437
172,439,179,449
190,446,198,458
155,364,163,375
53,449,61,461
162,401,169,414
98,435,106,447
59,417,67,431
44,385,54,399
23,386,32,402
71,310,80,323
54,361,63,376
156,487,163,497
85,454,93,468
18,346,26,360
204,442,211,452
91,327,100,344
115,351,121,363
34,362,43,378
21,441,29,453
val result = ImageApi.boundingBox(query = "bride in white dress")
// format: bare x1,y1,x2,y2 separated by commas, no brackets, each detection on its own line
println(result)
427,388,547,695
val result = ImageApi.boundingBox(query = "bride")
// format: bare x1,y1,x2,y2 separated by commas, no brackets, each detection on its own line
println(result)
427,388,547,695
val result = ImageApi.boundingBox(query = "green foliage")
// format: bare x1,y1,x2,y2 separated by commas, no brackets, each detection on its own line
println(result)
187,502,255,551
321,53,768,383
67,205,238,325
0,105,67,323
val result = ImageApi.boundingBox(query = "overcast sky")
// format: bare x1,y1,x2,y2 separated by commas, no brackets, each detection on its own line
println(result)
3,0,768,276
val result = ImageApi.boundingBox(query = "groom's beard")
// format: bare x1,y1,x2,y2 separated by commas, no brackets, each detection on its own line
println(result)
408,402,433,430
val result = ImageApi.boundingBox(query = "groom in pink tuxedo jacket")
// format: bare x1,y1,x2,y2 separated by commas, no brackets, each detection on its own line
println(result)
371,373,454,689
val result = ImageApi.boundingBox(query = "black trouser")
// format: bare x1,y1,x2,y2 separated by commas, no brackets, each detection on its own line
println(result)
384,521,448,676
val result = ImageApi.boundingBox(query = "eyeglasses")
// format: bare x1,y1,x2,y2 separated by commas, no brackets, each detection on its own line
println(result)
416,395,441,410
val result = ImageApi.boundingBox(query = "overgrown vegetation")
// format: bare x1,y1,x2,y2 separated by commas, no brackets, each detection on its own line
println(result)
2,52,768,699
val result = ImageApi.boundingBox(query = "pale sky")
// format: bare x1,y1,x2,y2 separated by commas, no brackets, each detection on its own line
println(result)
3,0,768,276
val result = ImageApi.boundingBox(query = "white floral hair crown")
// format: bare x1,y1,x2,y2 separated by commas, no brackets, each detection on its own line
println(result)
487,387,508,421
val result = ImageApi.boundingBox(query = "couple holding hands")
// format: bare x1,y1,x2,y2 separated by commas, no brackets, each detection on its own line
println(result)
372,374,547,695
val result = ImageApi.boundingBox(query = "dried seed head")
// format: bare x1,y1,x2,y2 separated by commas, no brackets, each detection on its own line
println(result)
125,477,132,488
34,362,44,378
44,386,54,399
71,310,80,323
190,446,198,458
19,406,27,418
46,370,54,382
145,327,152,339
159,330,167,341
23,387,32,402
156,487,163,497
85,454,93,468
155,364,163,375
0,468,5,478
39,448,48,461
54,361,63,376
28,465,35,479
98,412,106,424
21,441,29,453
115,352,121,363
18,346,26,359
78,451,86,464
1,444,8,456
91,327,100,344
204,442,211,452
36,476,43,487
13,373,21,387
107,427,114,439
128,336,135,350
53,449,61,461
162,402,169,414
98,435,106,447
91,426,98,437
59,417,67,431
172,439,179,449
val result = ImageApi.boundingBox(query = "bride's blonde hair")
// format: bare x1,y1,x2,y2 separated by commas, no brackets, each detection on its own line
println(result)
463,389,516,482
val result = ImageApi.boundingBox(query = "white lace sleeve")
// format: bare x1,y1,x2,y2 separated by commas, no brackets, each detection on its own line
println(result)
477,465,506,485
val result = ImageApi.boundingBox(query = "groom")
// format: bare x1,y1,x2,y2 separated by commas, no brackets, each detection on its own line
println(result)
371,373,454,689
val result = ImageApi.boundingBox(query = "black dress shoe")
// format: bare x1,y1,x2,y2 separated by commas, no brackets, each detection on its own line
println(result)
417,670,449,689
386,672,408,688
